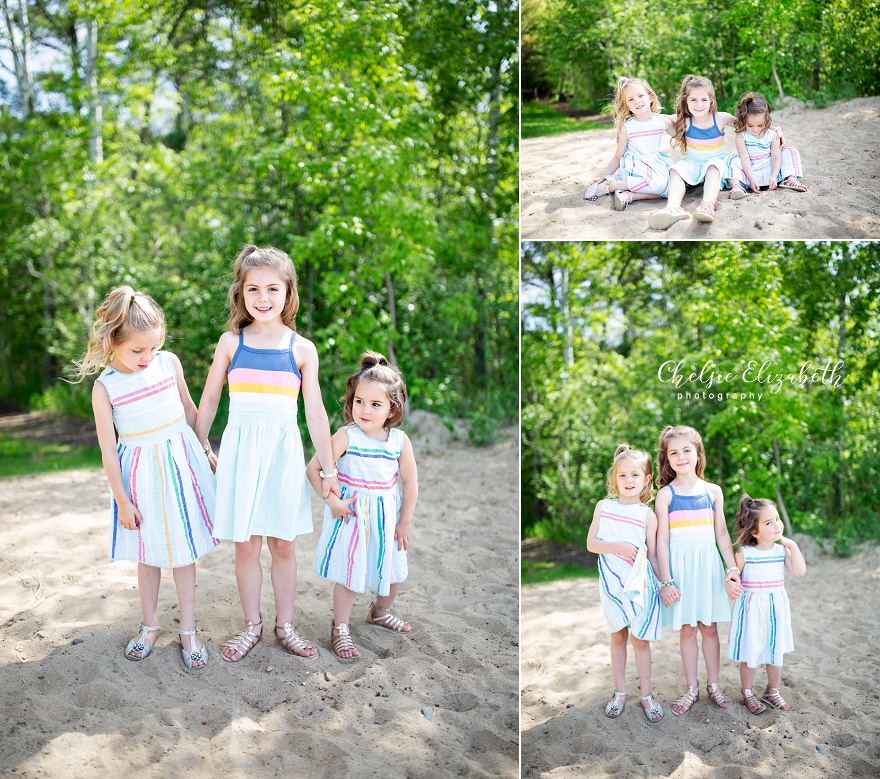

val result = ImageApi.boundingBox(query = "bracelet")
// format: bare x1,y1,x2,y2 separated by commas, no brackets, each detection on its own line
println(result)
726,566,740,574
659,579,675,587
203,444,210,456
320,468,338,479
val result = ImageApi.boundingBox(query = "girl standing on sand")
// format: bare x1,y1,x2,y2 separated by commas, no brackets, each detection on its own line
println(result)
725,495,806,713
587,445,664,722
308,352,419,662
649,75,736,228
195,245,339,662
724,93,808,199
78,287,219,669
654,425,741,715
584,77,674,211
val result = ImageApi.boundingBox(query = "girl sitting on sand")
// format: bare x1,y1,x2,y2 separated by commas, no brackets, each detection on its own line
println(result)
587,445,664,722
78,287,219,669
654,425,741,715
584,77,674,211
725,496,806,713
648,75,736,229
308,352,419,661
724,93,807,199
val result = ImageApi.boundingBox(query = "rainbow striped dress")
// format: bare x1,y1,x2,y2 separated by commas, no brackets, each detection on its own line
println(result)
312,424,407,596
212,329,312,542
661,482,730,629
595,499,662,640
96,352,218,568
671,114,727,185
619,114,673,197
728,544,794,667
723,129,804,188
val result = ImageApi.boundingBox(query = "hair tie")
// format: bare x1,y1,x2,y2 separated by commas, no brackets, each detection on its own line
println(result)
131,294,136,303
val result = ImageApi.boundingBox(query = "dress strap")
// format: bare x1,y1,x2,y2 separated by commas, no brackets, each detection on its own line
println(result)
287,331,302,380
667,484,677,496
711,113,720,132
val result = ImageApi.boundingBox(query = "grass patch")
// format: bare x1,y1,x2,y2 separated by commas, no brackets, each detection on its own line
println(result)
0,432,103,479
521,102,610,139
522,559,599,586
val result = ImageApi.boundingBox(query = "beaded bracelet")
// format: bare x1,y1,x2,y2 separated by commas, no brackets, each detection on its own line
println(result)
659,579,675,587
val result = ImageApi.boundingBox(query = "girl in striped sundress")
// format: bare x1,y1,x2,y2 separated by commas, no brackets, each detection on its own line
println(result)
655,425,741,716
308,352,418,662
649,75,737,229
724,93,807,199
583,77,674,211
725,496,806,714
80,287,219,670
587,445,664,722
196,246,339,663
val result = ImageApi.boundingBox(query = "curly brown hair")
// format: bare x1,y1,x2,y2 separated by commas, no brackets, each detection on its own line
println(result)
733,494,777,547
656,425,706,488
733,92,772,133
342,351,407,429
227,245,300,334
671,74,718,153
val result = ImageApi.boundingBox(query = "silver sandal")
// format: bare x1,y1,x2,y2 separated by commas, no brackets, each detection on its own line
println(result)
584,176,612,201
639,692,664,723
125,623,160,661
604,689,627,718
613,190,632,211
178,626,208,670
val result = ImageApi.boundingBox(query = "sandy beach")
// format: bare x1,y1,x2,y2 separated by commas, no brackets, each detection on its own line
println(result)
521,96,880,240
0,431,519,778
521,538,880,778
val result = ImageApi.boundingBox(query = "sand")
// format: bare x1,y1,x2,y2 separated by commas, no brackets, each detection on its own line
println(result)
520,537,880,778
521,96,880,240
0,435,519,778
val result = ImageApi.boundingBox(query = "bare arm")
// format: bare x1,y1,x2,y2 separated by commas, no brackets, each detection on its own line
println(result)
781,536,807,577
710,483,740,581
297,336,339,499
586,501,638,561
595,126,629,180
194,333,236,450
645,509,660,575
306,428,355,520
654,487,680,605
768,134,782,190
735,133,760,193
725,548,745,598
167,352,198,430
92,381,141,531
394,433,419,551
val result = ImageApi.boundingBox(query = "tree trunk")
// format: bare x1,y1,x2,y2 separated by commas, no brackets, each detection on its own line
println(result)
772,438,793,536
769,22,785,102
85,18,102,163
384,271,399,368
2,0,34,118
560,267,573,367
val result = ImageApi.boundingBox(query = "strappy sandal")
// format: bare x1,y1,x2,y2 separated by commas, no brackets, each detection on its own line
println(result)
367,602,412,634
648,206,690,230
125,623,160,661
728,183,748,200
742,688,766,715
612,190,632,211
778,176,808,192
671,684,699,716
584,177,612,201
604,690,627,718
331,621,360,662
707,681,731,708
639,692,664,723
762,686,791,710
275,620,318,659
178,627,208,670
220,618,262,663
692,200,716,222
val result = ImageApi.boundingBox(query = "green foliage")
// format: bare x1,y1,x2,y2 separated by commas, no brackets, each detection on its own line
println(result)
521,560,599,586
0,433,103,479
520,102,610,138
0,1,518,431
524,0,880,109
522,242,880,548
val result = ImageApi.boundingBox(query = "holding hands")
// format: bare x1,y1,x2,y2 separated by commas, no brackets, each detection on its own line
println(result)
660,583,681,608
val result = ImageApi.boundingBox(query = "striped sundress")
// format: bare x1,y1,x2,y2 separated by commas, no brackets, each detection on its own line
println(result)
212,328,312,542
96,351,218,568
728,544,794,667
596,499,662,640
671,114,727,185
619,114,673,197
312,424,407,596
661,483,731,629
723,129,804,188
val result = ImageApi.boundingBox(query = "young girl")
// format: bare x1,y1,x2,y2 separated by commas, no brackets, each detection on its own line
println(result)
79,287,218,669
307,352,418,661
587,445,664,722
583,77,674,211
725,496,806,713
195,245,339,662
649,75,736,228
654,425,741,715
724,93,807,199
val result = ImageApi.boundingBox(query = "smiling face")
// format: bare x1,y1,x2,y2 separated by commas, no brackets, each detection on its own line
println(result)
243,267,288,324
624,85,654,120
352,379,393,438
615,460,649,503
112,327,163,373
753,505,784,546
686,87,713,119
664,436,699,477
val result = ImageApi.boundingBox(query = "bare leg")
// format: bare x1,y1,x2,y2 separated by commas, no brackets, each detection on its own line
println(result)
666,171,687,210
739,661,756,692
129,564,161,659
221,536,264,661
648,172,690,228
679,623,699,687
171,564,201,656
766,664,782,690
628,192,664,202
609,627,629,693
373,583,412,632
268,536,317,657
699,621,721,684
631,635,652,702
740,662,766,713
701,166,722,206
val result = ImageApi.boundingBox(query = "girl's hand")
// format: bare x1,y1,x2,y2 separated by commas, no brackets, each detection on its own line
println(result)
207,451,218,473
118,501,142,531
660,585,680,607
617,542,639,562
322,474,341,500
749,178,761,194
768,178,778,191
394,521,411,552
724,578,743,599
327,494,356,522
